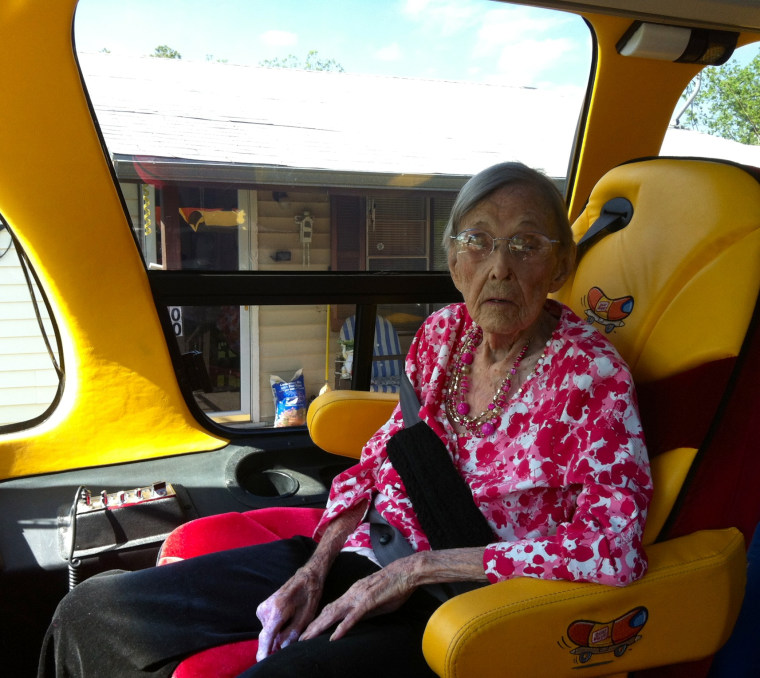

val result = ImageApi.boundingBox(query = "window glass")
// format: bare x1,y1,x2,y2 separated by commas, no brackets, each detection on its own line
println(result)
0,217,63,429
173,303,436,427
76,0,590,273
665,43,760,165
75,0,591,427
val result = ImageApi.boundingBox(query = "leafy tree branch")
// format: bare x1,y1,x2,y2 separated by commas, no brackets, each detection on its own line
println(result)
260,50,344,72
679,50,760,145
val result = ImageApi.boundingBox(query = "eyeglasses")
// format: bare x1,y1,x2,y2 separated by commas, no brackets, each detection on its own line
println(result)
450,229,559,262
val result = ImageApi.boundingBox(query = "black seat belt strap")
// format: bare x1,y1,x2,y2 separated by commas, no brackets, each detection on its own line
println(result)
369,372,492,600
577,196,634,259
399,366,422,426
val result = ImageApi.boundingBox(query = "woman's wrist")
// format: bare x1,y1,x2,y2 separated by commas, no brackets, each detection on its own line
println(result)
407,547,488,586
308,499,368,575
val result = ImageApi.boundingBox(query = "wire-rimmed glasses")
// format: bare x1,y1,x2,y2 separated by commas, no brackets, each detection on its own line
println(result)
450,229,559,262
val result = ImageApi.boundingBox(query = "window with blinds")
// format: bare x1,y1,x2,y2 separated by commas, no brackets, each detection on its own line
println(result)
431,195,455,272
367,196,427,271
333,193,457,273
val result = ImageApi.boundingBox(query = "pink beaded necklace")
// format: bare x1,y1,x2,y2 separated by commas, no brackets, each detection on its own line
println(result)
446,324,531,437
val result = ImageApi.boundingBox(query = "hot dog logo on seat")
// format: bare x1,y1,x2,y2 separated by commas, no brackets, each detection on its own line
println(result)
583,286,634,333
560,606,649,666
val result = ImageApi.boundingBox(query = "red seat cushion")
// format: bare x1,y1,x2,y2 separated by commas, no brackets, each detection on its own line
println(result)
173,639,260,678
159,507,324,677
159,506,323,563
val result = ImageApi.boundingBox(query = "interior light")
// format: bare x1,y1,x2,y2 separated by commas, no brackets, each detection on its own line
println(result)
617,21,738,65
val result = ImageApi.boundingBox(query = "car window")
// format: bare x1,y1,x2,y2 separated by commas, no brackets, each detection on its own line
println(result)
665,43,760,166
74,0,591,428
0,217,63,430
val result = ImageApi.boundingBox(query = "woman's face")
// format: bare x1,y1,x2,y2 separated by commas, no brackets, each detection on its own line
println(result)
448,184,573,339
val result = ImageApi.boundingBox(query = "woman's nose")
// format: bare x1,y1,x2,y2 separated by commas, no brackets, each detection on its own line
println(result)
488,244,515,279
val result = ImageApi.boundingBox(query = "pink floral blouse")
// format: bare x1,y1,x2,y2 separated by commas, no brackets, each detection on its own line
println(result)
315,301,652,587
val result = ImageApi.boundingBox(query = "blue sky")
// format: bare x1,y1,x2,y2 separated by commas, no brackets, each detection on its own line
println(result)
74,0,592,91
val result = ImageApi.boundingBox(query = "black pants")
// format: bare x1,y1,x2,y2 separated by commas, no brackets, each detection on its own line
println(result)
38,536,440,678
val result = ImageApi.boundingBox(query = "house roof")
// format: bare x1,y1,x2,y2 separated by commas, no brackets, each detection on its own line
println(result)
79,53,580,188
79,52,760,190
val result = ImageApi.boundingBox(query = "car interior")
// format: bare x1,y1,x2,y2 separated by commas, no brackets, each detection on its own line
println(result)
1,1,759,676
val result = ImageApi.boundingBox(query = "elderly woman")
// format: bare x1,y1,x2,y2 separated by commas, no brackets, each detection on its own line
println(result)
39,162,652,678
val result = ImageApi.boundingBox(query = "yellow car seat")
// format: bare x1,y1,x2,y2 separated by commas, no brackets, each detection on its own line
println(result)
164,157,760,677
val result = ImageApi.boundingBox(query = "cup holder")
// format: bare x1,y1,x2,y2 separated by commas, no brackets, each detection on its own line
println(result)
238,468,299,498
225,446,337,508
234,453,299,499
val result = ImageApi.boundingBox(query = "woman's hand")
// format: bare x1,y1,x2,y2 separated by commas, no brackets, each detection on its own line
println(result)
299,558,416,643
256,501,368,661
255,562,326,661
299,546,487,643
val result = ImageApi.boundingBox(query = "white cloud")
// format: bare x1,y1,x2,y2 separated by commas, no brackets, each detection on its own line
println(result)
403,0,480,36
473,8,579,86
376,43,403,62
402,1,585,83
403,0,434,17
496,37,576,86
260,30,298,47
475,7,567,57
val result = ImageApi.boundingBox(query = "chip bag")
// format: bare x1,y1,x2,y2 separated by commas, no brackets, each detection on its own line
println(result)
270,369,307,427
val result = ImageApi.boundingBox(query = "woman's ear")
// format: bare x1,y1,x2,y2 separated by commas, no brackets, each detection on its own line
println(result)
548,242,576,293
448,247,464,293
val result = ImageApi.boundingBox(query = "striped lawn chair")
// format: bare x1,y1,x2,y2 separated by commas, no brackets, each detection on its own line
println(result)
339,315,403,393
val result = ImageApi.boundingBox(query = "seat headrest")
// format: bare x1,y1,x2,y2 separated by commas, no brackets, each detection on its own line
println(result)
555,158,760,384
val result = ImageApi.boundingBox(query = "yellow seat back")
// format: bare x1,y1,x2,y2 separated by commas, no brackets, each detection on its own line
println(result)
307,390,398,458
309,159,760,547
555,158,760,544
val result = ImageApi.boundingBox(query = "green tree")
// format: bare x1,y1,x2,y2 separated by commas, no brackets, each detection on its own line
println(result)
151,45,182,59
679,50,760,145
259,49,344,72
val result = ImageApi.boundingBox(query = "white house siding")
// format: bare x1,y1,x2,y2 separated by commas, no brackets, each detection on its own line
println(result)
0,239,59,426
257,305,335,422
113,183,336,425
254,190,335,422
255,190,330,272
